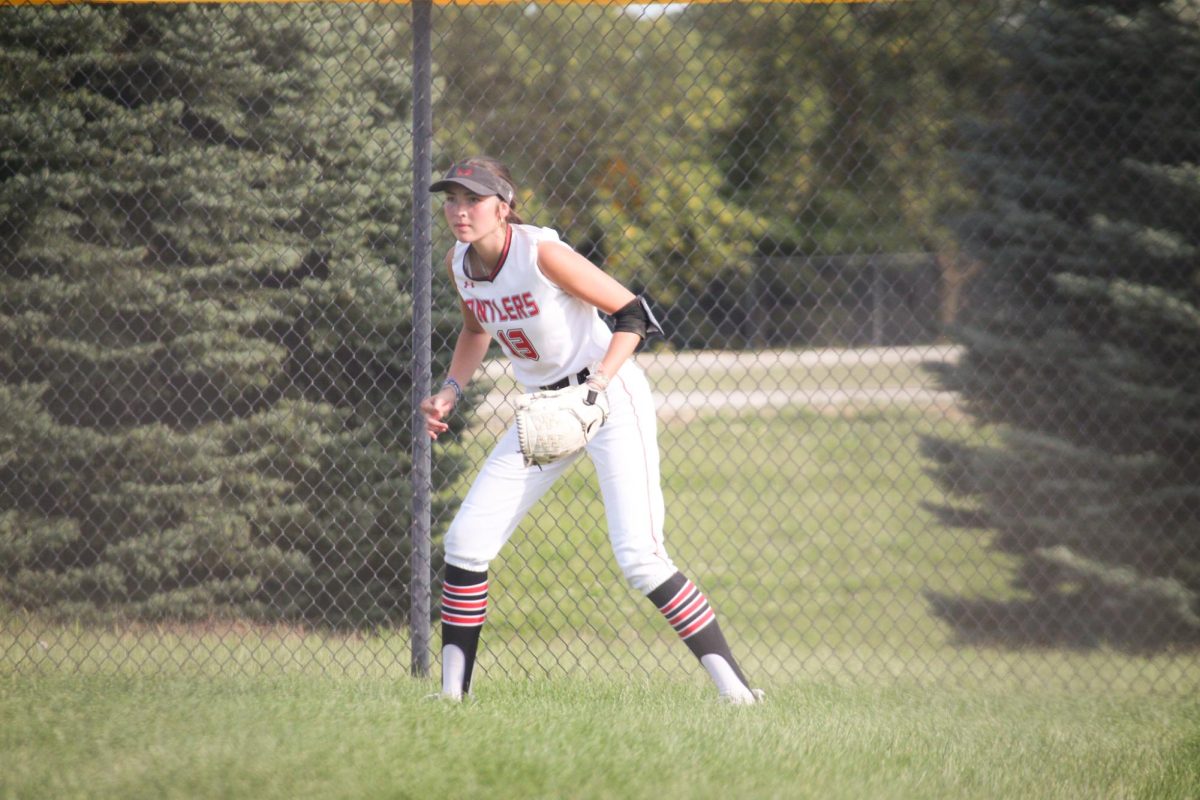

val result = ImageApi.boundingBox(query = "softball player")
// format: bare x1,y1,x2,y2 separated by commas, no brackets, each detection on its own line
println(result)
420,156,762,705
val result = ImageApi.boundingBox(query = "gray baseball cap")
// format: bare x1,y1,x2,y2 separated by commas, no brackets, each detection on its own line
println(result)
430,162,515,204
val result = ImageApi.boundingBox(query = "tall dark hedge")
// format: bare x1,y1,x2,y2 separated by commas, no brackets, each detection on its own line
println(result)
924,0,1200,650
0,6,469,628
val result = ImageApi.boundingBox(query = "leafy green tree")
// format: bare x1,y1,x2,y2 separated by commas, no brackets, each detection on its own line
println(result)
431,5,766,347
923,0,1200,649
692,1,1000,326
0,6,464,628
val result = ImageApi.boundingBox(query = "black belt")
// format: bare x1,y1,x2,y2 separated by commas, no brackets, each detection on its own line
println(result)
540,367,590,391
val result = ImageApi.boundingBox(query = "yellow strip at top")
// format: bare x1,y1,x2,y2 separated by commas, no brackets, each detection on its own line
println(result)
3,0,897,5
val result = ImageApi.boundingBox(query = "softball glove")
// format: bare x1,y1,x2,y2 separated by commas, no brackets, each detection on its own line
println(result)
514,384,610,467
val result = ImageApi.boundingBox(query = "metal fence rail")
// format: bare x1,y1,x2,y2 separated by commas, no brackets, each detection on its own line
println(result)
2,1,1198,691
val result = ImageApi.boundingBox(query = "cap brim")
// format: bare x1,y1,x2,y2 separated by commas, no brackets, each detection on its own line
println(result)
430,177,504,198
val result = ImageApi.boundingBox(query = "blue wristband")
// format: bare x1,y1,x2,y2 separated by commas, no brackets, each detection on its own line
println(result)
441,377,463,405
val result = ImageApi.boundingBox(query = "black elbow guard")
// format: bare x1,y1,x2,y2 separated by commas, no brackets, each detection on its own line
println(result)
612,295,664,341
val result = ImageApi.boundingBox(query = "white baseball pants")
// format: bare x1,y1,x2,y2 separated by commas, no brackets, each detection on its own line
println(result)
443,361,678,595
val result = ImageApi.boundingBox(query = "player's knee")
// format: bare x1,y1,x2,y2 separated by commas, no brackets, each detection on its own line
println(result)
618,557,677,596
442,532,493,574
444,553,491,574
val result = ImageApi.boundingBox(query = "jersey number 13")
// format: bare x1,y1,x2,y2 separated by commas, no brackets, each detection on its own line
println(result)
497,328,540,360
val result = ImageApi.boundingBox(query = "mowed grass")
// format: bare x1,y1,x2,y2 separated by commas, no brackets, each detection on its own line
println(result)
4,363,1200,799
1,666,1198,800
458,404,1018,684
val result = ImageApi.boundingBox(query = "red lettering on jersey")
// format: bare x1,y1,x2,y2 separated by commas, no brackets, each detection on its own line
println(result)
465,293,539,324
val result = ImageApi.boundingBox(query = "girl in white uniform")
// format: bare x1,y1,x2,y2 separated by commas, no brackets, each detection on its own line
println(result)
420,156,762,704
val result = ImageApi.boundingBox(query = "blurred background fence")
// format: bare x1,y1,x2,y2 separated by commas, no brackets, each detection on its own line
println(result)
2,0,1198,690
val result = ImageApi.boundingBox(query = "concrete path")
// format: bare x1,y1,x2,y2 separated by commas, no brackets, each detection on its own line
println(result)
470,345,962,429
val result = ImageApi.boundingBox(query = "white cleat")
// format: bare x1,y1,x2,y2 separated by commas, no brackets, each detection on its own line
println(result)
719,687,766,706
423,690,472,703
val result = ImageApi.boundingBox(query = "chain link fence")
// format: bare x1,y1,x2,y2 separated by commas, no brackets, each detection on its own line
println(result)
3,1,1198,690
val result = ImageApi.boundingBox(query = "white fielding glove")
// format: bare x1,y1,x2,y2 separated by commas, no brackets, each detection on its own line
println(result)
514,383,610,468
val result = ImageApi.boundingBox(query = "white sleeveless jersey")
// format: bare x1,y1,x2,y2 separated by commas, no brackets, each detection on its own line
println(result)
452,224,612,389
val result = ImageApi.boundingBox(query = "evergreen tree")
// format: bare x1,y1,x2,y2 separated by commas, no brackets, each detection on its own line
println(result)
924,0,1200,649
0,6,465,628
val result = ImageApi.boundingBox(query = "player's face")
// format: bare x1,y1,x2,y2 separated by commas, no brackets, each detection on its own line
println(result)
442,186,506,244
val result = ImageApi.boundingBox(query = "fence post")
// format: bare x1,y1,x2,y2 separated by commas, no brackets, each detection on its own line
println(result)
409,0,434,679
872,257,885,347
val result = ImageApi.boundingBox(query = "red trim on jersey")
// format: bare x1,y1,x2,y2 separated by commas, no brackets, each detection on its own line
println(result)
464,224,512,283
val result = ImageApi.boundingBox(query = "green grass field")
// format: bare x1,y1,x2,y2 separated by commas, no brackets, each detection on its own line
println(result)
3,355,1200,799
449,403,1019,685
2,665,1198,799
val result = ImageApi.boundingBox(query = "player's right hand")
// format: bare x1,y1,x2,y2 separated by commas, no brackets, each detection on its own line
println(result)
420,390,456,439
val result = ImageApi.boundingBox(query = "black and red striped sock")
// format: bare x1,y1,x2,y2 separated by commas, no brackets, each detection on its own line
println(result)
648,571,751,691
440,564,488,696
